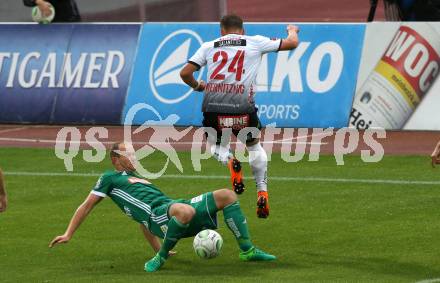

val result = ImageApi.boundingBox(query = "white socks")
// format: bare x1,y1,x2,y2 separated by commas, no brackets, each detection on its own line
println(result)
210,142,268,192
247,142,268,192
210,144,233,165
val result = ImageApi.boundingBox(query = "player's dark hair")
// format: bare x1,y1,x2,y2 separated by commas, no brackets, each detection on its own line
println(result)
220,14,243,31
110,142,121,158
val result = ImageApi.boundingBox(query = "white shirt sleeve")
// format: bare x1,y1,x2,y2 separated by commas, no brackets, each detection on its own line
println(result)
188,43,209,69
90,190,107,198
254,35,282,54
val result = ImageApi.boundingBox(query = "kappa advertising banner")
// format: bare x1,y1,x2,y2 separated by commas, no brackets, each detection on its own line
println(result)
123,23,365,127
352,22,440,131
0,24,140,124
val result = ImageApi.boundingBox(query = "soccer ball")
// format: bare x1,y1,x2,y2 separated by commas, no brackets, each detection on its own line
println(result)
31,3,55,24
193,229,223,259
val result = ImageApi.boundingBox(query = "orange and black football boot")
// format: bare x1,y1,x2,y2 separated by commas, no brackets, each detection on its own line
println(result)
257,191,269,218
227,158,245,194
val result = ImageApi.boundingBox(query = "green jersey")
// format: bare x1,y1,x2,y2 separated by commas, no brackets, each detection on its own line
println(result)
92,170,174,233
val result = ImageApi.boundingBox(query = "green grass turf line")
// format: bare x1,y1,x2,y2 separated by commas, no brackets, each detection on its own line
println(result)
0,148,439,282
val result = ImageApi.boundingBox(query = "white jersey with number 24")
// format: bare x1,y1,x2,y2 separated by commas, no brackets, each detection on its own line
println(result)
189,33,281,114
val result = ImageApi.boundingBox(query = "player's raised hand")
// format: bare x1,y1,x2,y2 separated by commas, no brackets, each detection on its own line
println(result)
49,234,71,248
287,24,299,34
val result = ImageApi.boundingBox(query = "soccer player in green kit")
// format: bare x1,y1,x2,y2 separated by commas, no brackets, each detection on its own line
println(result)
49,142,275,272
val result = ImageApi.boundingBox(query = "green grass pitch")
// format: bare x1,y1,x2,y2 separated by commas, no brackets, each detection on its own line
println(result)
0,147,439,282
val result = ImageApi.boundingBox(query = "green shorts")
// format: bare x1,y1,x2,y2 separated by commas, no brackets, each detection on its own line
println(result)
149,192,219,239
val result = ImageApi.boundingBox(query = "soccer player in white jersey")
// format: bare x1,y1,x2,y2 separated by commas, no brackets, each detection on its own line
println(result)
180,14,299,218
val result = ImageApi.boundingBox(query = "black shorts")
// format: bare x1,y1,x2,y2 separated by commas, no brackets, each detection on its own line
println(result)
202,110,262,144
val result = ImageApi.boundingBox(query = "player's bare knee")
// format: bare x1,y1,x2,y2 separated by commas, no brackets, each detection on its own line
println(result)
187,206,196,218
180,205,195,223
213,189,237,209
219,189,237,204
224,189,237,203
170,203,195,223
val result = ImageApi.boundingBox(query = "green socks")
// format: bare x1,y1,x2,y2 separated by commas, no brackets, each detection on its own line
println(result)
223,201,253,252
159,216,189,259
159,203,252,259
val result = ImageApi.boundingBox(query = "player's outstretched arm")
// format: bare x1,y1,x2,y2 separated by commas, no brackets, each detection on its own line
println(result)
431,140,440,167
140,224,162,252
180,64,205,92
49,193,103,247
0,168,7,213
139,224,177,256
279,24,300,51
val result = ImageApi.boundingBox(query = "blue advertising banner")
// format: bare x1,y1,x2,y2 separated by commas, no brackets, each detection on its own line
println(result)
52,24,140,124
123,24,217,126
0,24,73,123
0,24,140,124
123,23,365,127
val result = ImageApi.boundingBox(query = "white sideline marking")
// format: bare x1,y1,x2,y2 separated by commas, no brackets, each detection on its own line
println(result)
3,171,439,185
278,131,332,142
0,137,326,145
415,279,440,283
0,127,28,134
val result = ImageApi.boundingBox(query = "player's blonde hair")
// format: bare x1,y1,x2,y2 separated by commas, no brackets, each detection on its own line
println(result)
110,142,122,158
